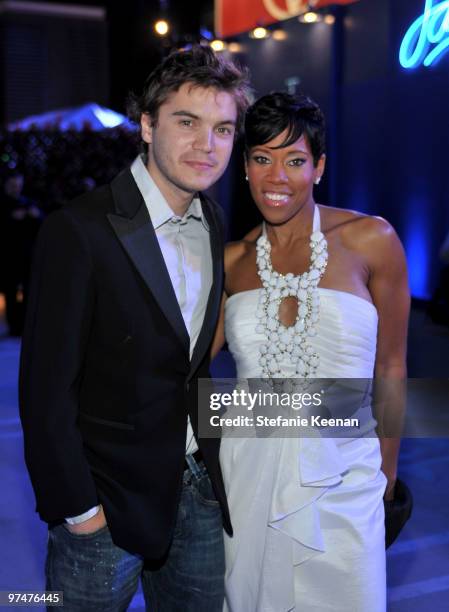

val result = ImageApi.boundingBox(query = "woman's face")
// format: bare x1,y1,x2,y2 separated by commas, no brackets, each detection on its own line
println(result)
245,129,325,225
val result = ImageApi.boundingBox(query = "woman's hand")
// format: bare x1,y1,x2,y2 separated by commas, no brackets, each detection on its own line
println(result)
380,438,399,500
383,477,396,501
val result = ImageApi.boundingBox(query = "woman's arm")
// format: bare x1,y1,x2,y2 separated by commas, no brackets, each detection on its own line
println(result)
364,217,410,500
211,292,227,360
211,241,246,361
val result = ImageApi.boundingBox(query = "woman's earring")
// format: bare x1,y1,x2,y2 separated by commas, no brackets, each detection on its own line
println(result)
245,175,249,181
314,176,321,185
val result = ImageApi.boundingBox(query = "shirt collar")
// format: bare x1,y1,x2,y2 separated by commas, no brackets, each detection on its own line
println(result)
130,155,207,230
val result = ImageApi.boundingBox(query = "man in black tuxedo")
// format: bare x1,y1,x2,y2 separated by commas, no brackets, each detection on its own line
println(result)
19,46,251,611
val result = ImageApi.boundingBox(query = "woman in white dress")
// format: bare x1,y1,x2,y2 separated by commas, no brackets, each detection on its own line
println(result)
211,92,410,612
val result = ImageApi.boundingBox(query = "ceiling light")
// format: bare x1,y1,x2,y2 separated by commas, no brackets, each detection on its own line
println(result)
299,12,322,24
154,20,169,36
228,42,243,53
211,39,226,52
272,29,288,41
250,27,269,39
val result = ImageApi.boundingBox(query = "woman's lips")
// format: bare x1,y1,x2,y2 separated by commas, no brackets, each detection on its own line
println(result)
262,191,291,207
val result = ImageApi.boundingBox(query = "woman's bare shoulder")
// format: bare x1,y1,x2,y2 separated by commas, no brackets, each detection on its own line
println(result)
320,204,402,260
321,204,393,236
319,203,370,227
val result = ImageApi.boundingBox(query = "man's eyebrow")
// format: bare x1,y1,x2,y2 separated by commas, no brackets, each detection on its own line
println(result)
171,110,200,119
171,111,236,126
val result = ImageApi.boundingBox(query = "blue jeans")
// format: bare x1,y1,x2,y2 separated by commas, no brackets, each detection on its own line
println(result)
46,461,225,611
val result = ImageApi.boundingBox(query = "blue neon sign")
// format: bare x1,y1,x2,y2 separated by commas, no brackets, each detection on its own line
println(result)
400,0,449,68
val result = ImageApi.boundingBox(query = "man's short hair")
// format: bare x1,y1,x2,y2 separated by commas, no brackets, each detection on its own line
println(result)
127,45,252,138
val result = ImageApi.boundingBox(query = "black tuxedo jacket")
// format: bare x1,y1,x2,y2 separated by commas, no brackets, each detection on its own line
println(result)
19,167,231,558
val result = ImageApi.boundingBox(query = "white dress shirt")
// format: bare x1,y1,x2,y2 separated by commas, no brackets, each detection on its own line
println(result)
66,156,212,524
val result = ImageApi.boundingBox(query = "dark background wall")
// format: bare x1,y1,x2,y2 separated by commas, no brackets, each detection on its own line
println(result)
0,6,109,122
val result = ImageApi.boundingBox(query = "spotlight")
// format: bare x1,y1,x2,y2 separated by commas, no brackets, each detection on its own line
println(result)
250,27,269,39
272,29,288,41
154,20,169,36
324,14,335,25
211,39,226,51
299,12,322,24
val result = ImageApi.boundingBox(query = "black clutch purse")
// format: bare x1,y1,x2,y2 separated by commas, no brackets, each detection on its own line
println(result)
384,478,413,549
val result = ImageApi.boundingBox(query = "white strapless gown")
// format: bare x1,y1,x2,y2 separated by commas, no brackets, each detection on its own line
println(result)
221,238,387,611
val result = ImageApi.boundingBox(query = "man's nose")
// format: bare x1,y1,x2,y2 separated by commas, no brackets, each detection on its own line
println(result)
193,128,215,152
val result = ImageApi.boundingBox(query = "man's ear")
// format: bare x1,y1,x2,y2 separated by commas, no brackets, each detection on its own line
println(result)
140,113,153,145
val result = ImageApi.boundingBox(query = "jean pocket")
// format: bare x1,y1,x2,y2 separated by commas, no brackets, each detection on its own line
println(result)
193,475,220,508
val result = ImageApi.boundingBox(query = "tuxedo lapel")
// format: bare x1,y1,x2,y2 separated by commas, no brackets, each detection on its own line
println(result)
189,197,224,378
107,169,190,356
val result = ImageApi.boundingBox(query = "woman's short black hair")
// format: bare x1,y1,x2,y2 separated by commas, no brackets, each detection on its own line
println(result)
244,92,326,166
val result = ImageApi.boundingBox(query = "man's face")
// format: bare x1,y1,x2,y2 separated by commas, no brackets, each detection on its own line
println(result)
141,83,238,202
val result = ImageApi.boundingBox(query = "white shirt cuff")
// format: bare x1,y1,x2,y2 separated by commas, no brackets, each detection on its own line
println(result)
65,505,101,525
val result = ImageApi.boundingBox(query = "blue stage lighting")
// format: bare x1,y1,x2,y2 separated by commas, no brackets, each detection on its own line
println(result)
404,213,431,299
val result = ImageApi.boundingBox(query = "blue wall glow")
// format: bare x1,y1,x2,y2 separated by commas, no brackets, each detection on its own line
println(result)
348,184,370,214
403,206,431,299
399,0,449,68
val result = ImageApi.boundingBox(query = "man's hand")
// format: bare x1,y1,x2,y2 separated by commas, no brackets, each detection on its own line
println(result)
65,505,107,535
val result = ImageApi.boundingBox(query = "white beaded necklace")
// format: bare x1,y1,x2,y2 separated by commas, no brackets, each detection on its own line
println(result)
255,205,328,379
